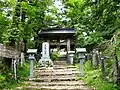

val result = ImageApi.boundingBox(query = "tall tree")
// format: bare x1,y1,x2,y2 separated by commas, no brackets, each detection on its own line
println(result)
2,0,53,48
62,0,120,49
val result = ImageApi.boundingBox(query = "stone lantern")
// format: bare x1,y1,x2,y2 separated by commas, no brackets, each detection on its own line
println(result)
27,49,37,80
68,51,75,64
76,48,86,76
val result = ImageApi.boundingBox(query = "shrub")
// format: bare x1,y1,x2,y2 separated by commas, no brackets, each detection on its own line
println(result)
0,63,9,74
0,62,29,89
50,52,60,61
77,60,120,90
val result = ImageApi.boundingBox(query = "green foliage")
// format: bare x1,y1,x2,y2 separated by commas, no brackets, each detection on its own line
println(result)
77,60,120,90
51,52,60,61
0,62,29,89
0,75,5,88
17,62,29,81
0,63,9,74
73,53,78,64
0,0,55,47
63,0,120,48
0,63,16,89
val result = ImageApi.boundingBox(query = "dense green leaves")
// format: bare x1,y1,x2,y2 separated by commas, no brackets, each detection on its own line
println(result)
63,0,120,49
0,0,54,46
0,0,120,49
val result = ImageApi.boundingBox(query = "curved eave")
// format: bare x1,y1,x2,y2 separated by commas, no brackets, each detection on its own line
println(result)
38,28,76,39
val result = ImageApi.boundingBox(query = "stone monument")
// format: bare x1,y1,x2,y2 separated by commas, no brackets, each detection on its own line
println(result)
39,42,53,67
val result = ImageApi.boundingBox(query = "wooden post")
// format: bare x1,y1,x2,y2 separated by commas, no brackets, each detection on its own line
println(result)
66,38,70,63
20,53,25,66
58,39,60,51
101,57,106,79
13,59,17,80
66,38,70,51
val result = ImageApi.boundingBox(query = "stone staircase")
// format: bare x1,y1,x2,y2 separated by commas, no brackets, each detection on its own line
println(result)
17,61,91,90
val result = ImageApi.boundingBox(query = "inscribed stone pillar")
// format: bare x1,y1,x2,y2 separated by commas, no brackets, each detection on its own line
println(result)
42,42,50,58
39,42,53,67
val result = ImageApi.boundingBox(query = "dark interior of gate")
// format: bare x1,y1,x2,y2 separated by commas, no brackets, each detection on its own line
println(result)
37,28,75,61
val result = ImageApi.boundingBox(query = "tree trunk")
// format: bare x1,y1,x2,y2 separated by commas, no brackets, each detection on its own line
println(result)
23,39,27,53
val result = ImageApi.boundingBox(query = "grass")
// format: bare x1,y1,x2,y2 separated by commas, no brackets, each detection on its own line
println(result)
17,62,30,81
0,61,30,89
76,60,120,90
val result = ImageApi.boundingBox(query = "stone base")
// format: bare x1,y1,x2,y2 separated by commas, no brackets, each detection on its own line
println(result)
38,58,53,67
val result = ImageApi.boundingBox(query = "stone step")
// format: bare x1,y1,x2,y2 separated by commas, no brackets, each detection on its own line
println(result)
32,76,77,82
24,81,85,86
34,70,78,74
34,68,77,73
34,71,79,77
16,61,91,90
35,66,77,70
67,66,77,68
53,62,67,65
34,72,78,77
54,61,67,63
53,66,66,69
53,66,77,69
53,63,67,66
23,85,90,90
35,67,53,70
35,74,76,78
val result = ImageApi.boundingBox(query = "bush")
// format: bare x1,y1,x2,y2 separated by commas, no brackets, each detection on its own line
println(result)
50,52,59,61
0,75,5,88
73,53,78,64
0,63,9,74
0,62,29,89
17,62,29,81
77,60,120,90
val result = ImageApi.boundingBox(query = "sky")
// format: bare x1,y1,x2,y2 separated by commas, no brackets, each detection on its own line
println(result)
54,0,63,9
54,0,65,13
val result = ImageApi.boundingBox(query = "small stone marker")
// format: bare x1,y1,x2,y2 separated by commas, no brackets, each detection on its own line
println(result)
39,42,53,67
